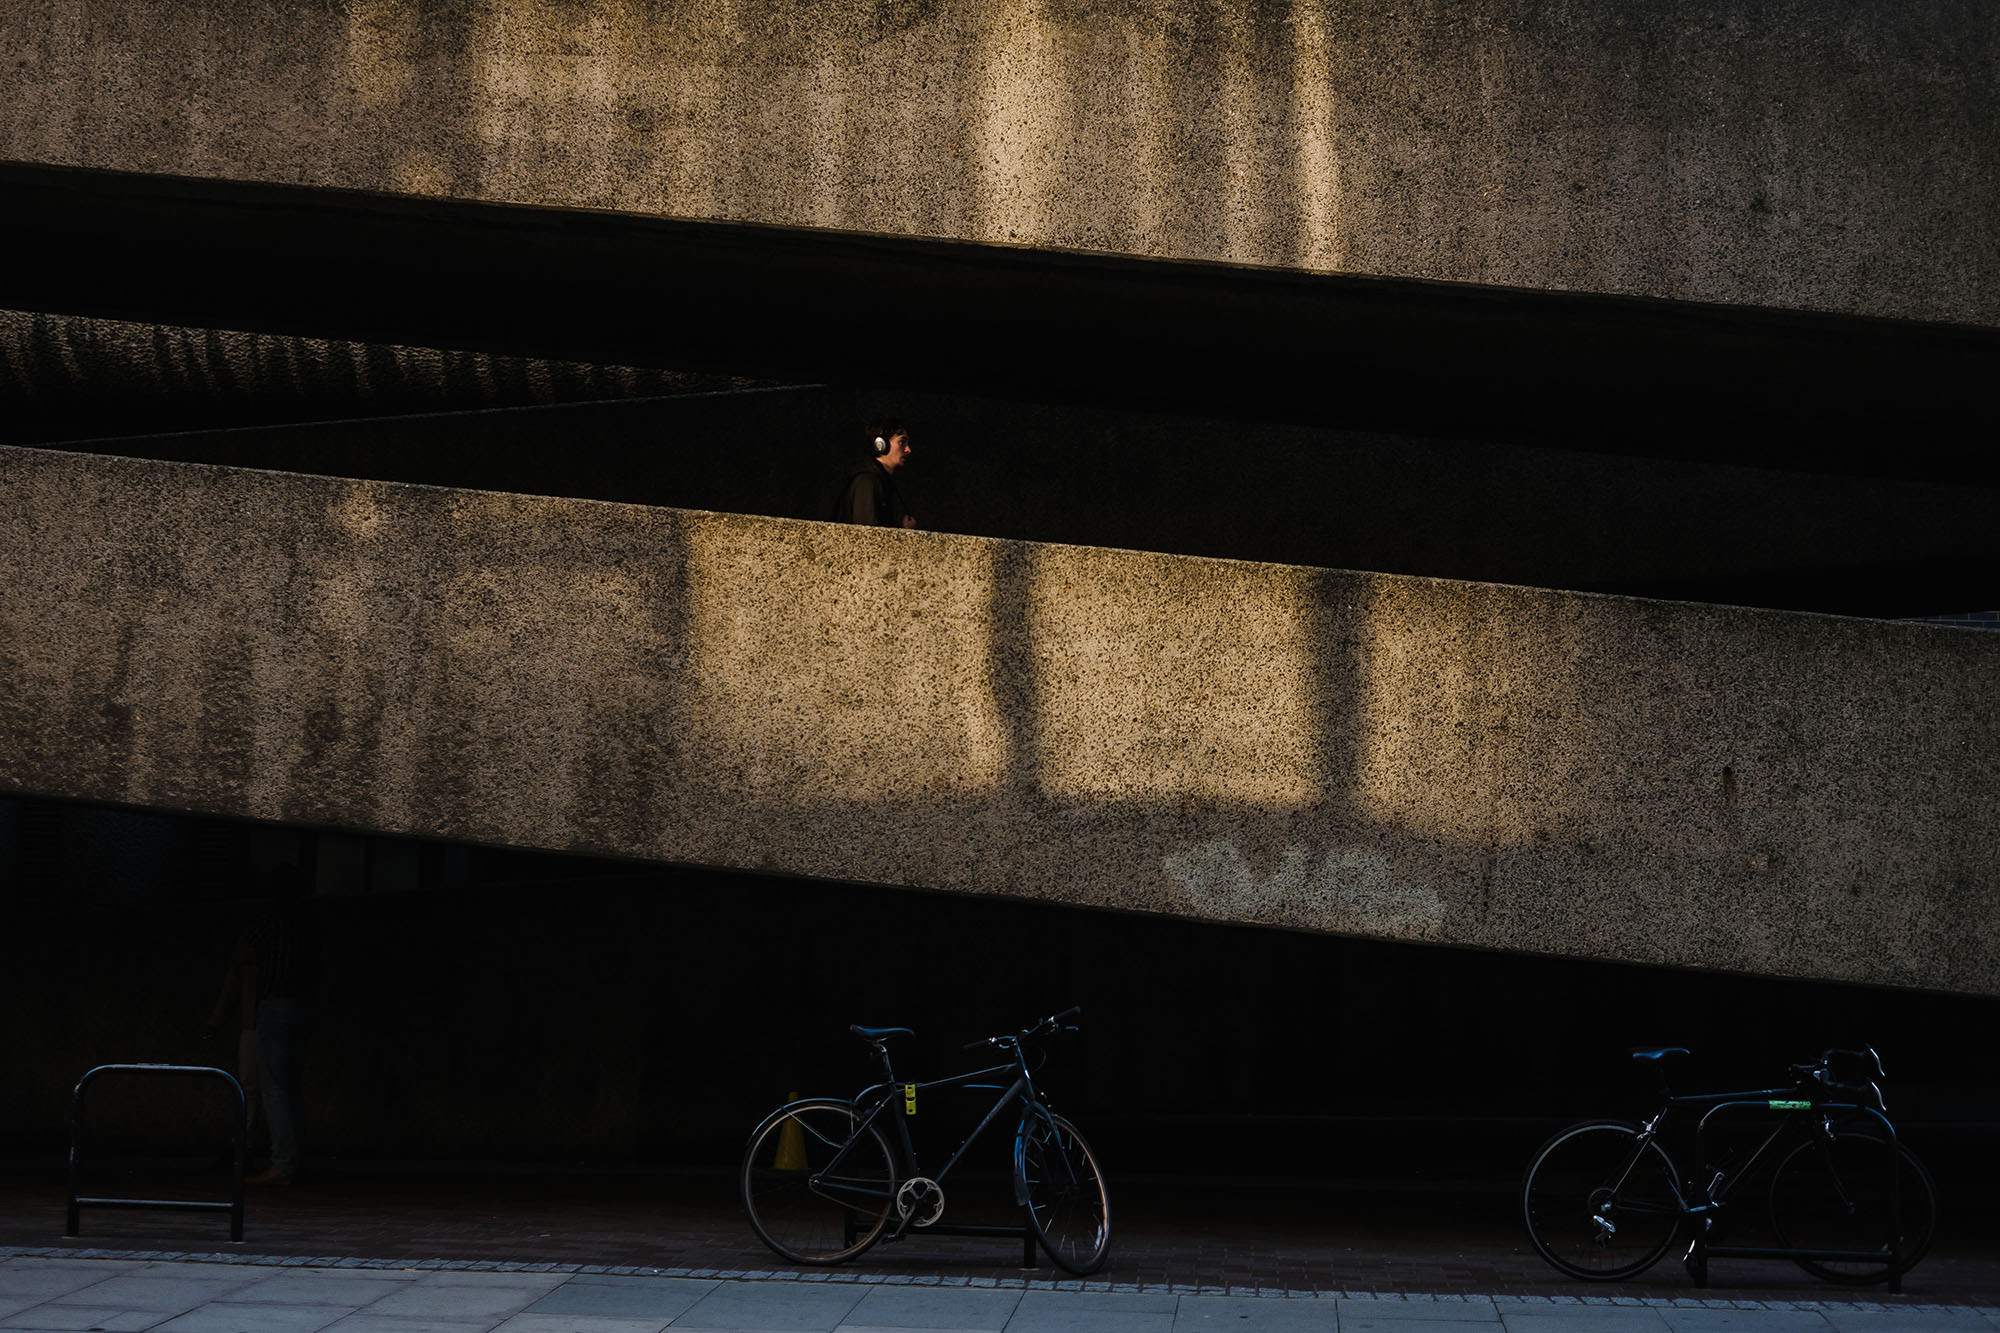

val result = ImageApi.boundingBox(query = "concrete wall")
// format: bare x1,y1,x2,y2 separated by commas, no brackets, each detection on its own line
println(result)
4,1,1996,327
5,445,1995,995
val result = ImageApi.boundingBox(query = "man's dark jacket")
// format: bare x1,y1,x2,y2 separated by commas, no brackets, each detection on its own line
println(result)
830,459,907,527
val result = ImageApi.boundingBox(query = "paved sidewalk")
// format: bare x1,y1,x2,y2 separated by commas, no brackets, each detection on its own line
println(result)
6,1161,1997,1328
11,1248,2000,1320
5,1254,2000,1332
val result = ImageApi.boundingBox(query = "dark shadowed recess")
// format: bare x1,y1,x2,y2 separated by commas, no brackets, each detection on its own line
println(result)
5,162,1996,619
5,796,1995,1193
0,159,1991,479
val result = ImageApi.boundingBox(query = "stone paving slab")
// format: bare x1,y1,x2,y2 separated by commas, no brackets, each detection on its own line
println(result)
523,1273,719,1318
1337,1297,1499,1322
362,1269,570,1320
5,1306,165,1331
839,1284,1025,1329
1003,1287,1180,1333
1497,1312,1669,1332
498,1317,674,1333
1170,1294,1343,1329
315,1316,494,1333
222,1267,425,1304
153,1302,358,1332
671,1278,873,1329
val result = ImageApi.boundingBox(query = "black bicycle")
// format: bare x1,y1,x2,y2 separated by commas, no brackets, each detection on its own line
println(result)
1522,1047,1937,1291
740,1007,1111,1274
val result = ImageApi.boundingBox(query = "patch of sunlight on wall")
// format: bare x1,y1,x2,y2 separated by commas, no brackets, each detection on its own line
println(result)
345,0,454,199
345,0,417,114
472,3,574,203
801,52,850,231
1346,583,1582,847
1348,586,1494,845
679,518,1009,798
971,9,1061,245
1122,26,1175,255
1216,9,1259,265
1289,0,1344,270
1027,553,1320,805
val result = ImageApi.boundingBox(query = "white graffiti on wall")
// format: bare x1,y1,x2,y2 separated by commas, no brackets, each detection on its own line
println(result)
1162,841,1443,933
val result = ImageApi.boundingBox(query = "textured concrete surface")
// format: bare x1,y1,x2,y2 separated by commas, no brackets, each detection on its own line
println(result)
3,446,1996,994
3,1,1996,327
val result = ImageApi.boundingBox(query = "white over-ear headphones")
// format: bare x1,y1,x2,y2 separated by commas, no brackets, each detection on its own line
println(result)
873,435,890,456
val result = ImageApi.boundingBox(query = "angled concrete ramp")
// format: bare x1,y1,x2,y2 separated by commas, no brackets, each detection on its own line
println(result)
5,446,1994,996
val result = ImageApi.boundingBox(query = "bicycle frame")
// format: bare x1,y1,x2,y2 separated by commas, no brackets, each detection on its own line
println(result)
803,1039,1051,1259
852,1045,1048,1232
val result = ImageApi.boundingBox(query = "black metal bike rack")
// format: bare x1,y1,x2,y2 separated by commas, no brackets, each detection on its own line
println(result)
1687,1100,1904,1293
848,1208,1039,1268
68,1063,247,1242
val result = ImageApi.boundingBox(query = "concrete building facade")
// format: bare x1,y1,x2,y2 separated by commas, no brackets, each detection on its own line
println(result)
2,1,1996,1164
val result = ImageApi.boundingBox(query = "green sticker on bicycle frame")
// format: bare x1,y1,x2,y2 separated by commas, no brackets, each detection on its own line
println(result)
1767,1099,1812,1110
904,1083,917,1115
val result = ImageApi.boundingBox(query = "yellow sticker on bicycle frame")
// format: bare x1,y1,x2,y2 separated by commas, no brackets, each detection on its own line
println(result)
903,1083,917,1115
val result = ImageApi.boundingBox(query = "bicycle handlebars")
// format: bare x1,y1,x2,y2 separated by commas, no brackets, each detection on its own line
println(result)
960,1006,1083,1051
1783,1047,1887,1111
1788,1047,1883,1084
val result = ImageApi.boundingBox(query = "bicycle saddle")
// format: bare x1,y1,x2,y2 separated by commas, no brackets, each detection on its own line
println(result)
1630,1046,1690,1062
850,1025,915,1042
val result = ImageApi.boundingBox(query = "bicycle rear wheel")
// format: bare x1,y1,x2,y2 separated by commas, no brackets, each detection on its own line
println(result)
1015,1109,1111,1274
1769,1130,1937,1284
1522,1121,1683,1280
741,1099,896,1265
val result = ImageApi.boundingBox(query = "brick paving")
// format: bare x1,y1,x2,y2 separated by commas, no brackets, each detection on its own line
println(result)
3,1163,1995,1307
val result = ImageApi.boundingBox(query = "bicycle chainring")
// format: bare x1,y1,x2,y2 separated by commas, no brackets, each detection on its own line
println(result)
896,1177,945,1227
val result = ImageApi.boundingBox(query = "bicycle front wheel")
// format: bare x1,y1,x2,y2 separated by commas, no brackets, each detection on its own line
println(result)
741,1099,896,1265
1769,1130,1937,1285
1523,1121,1683,1281
1015,1109,1111,1275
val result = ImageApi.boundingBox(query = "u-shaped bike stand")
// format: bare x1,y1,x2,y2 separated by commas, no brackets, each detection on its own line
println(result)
67,1063,247,1242
847,1205,1039,1268
1685,1100,1905,1293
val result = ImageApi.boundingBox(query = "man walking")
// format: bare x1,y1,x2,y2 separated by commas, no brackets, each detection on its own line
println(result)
830,426,917,528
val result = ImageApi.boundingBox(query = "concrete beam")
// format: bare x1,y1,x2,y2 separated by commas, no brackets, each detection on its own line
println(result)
5,445,1995,995
3,1,1996,327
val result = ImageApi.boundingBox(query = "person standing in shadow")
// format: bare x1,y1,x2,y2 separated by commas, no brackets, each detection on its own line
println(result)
244,862,320,1186
203,911,264,1166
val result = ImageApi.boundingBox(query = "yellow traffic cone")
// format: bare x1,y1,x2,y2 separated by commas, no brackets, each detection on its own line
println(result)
774,1094,807,1171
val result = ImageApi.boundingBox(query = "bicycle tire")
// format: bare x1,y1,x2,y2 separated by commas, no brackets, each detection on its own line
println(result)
741,1098,897,1265
1015,1109,1111,1275
1522,1120,1683,1281
1768,1130,1937,1285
